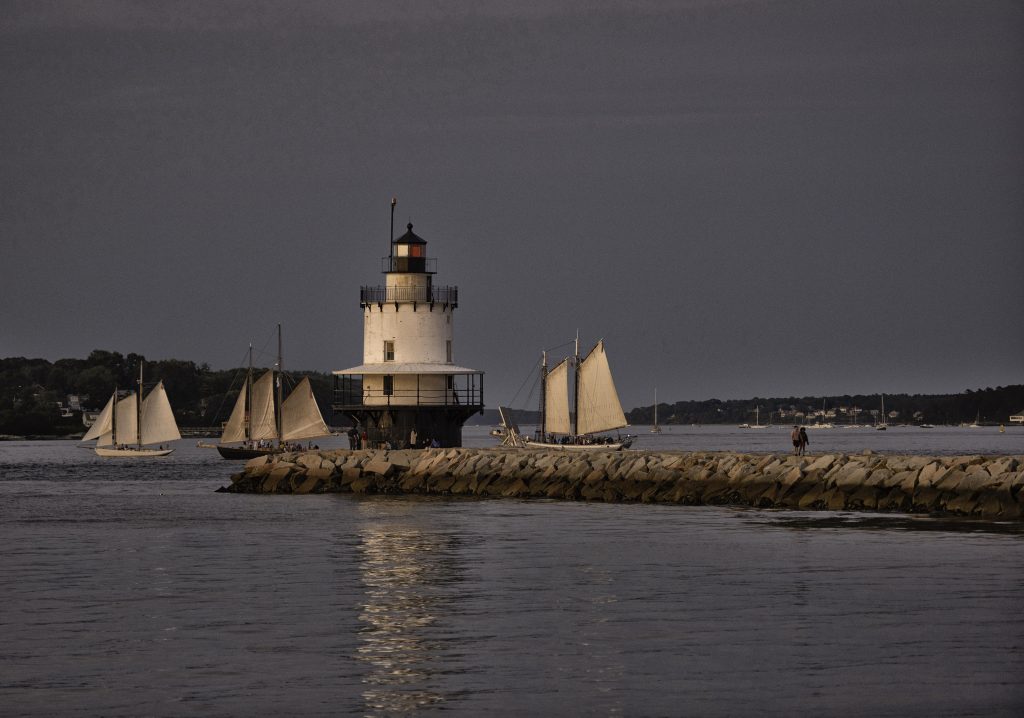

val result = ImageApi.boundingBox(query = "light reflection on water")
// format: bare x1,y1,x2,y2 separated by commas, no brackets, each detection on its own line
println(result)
354,501,462,713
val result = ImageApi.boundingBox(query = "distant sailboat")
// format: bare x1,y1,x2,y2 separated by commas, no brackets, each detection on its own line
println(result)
876,394,888,430
81,362,181,457
650,389,662,433
517,335,632,450
808,398,833,429
741,406,767,429
217,325,331,460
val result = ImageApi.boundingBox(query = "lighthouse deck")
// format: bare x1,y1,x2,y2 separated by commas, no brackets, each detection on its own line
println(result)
332,369,483,411
360,284,457,306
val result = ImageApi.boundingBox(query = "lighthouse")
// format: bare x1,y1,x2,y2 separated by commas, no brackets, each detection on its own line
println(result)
332,212,484,448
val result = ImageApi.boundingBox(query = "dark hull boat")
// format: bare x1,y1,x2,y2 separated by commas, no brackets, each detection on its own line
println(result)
216,445,281,460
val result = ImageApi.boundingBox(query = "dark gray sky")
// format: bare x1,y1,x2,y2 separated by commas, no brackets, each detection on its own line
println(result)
3,0,1022,410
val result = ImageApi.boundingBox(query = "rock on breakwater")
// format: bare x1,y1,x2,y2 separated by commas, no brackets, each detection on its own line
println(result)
218,449,1024,519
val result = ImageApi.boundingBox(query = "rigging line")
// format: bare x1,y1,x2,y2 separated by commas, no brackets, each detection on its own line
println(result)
523,369,541,413
207,346,260,424
543,339,576,355
507,360,540,409
248,326,279,369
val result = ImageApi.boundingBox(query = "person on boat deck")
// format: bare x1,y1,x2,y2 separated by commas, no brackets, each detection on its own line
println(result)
791,426,800,455
410,428,418,448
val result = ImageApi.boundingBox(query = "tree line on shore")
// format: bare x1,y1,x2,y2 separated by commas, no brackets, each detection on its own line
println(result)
625,386,1024,427
0,351,338,437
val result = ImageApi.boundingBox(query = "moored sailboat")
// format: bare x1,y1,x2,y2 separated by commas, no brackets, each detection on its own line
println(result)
216,325,331,459
81,362,181,457
740,405,767,429
807,398,834,429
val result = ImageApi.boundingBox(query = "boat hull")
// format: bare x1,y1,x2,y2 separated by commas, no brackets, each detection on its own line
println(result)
94,447,174,457
216,446,282,460
523,440,629,451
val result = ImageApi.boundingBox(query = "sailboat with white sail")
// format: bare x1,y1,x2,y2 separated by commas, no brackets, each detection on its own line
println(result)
216,325,332,460
512,336,632,450
81,362,181,457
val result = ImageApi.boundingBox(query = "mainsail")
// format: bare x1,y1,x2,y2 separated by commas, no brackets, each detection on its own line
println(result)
544,358,571,435
280,377,331,440
140,381,182,445
575,340,627,435
248,370,278,440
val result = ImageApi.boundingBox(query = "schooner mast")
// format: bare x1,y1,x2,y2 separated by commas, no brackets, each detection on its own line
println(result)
276,323,283,445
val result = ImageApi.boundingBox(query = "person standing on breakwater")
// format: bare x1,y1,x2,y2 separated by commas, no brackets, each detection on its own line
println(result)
791,426,801,455
799,426,809,456
347,426,358,450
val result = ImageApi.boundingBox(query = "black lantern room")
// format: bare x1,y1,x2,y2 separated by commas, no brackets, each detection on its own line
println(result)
389,223,433,274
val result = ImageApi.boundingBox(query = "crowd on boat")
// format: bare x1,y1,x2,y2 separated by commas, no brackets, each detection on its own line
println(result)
238,439,318,452
536,433,622,446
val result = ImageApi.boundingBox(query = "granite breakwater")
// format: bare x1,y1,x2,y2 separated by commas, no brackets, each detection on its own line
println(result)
218,448,1024,519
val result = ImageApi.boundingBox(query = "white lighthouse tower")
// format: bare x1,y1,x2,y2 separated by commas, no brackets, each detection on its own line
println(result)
332,208,484,448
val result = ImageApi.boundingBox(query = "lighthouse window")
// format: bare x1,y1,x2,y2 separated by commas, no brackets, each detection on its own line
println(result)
384,340,395,362
409,245,425,258
394,245,409,257
446,340,452,362
383,375,394,396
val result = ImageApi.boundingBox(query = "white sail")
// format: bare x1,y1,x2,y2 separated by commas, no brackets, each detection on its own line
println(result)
280,377,330,441
140,381,181,445
576,340,627,435
249,370,278,440
544,358,571,435
113,393,139,445
82,394,114,442
220,383,249,444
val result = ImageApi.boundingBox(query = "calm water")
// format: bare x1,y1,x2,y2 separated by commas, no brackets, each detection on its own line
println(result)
1,428,1022,716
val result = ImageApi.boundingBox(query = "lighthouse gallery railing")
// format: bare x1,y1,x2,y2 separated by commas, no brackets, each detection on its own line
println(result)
359,285,458,306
